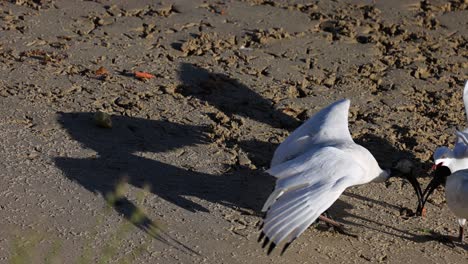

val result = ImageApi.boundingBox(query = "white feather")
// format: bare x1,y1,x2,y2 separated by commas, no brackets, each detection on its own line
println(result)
270,99,353,167
263,158,363,245
463,80,468,123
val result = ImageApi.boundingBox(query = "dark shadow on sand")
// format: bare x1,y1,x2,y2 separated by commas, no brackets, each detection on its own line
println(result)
54,112,274,253
176,63,300,130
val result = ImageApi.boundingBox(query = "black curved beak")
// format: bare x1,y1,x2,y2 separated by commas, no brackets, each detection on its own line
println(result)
390,168,423,213
416,164,451,216
406,173,423,212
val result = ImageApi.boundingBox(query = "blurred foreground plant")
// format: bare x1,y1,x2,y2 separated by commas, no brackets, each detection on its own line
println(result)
9,180,156,264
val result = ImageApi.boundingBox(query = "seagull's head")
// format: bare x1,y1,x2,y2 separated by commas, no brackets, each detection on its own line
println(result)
433,146,454,171
415,147,454,216
416,164,451,216
385,159,423,211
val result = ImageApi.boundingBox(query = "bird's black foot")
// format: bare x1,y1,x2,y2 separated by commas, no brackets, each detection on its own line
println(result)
459,226,464,244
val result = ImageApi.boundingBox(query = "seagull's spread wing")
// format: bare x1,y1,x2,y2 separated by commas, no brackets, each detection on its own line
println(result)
456,130,468,145
451,81,468,156
463,80,468,123
270,99,353,167
261,147,364,247
454,139,468,158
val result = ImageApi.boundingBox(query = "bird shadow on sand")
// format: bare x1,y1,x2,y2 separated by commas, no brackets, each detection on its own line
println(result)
54,112,275,253
338,207,468,250
175,62,300,130
355,133,432,177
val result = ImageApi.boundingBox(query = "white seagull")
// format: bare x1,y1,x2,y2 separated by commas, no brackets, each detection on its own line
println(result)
418,81,468,243
429,81,468,174
259,99,423,254
421,167,468,243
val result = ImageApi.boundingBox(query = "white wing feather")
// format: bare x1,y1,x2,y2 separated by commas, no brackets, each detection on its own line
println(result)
262,146,353,211
262,150,364,245
453,81,468,156
270,99,353,167
463,80,468,123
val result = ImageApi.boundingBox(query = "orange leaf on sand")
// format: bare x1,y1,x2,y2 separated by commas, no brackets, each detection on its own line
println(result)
95,66,109,76
135,71,155,80
421,207,427,218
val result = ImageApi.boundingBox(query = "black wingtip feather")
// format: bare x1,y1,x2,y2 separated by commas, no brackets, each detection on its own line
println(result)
262,236,270,248
258,232,265,242
280,242,292,256
258,222,264,230
267,242,276,255
280,237,297,256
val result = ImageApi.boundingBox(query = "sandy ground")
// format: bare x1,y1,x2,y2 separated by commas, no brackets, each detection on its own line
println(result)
0,0,467,263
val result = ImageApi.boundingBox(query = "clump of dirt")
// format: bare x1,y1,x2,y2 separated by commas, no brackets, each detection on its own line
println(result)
10,0,53,10
245,27,292,45
180,32,237,56
19,49,68,64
